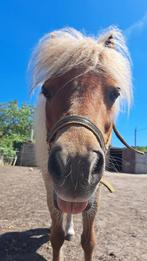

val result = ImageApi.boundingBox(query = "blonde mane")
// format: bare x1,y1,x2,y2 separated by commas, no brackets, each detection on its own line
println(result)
29,27,132,110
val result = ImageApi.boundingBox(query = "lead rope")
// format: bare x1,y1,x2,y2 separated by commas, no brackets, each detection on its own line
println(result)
113,125,144,155
100,177,115,193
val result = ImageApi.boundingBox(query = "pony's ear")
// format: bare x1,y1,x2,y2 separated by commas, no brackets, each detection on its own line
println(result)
50,32,57,39
98,32,115,49
104,35,115,48
97,28,124,50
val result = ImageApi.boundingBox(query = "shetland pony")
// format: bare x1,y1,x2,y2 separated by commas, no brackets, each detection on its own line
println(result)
29,27,132,261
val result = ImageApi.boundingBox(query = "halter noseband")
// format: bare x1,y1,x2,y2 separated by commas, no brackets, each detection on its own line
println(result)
47,115,108,153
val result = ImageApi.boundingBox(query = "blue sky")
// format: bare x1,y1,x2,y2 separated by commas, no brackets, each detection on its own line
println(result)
0,0,147,147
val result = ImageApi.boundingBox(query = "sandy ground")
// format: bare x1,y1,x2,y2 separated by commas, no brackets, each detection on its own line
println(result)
0,166,147,261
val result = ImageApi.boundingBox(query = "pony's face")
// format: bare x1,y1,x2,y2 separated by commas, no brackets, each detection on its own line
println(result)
44,71,120,214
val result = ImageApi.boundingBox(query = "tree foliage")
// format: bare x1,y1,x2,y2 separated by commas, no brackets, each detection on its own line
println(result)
0,101,34,161
136,146,147,152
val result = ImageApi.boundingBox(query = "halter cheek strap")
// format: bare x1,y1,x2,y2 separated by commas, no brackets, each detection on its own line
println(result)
104,123,113,147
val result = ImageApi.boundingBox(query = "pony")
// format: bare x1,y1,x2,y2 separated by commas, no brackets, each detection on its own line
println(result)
29,27,132,261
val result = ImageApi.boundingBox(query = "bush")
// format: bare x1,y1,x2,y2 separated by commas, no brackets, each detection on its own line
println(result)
0,101,34,164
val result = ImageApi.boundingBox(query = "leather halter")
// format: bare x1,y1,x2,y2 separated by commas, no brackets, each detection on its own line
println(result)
47,115,144,155
47,115,108,153
48,115,107,153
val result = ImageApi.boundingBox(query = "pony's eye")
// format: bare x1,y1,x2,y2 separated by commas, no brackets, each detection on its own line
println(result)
41,85,53,99
108,87,120,104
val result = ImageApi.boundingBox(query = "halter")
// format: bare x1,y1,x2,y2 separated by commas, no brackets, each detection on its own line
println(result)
47,115,144,155
47,115,108,153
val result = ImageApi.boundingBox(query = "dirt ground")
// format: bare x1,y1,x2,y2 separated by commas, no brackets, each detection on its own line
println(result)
0,166,147,261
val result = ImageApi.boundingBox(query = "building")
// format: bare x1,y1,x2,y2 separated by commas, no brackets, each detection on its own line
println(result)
108,147,147,174
18,143,147,174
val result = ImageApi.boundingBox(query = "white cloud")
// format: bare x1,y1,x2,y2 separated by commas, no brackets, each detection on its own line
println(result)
125,12,147,38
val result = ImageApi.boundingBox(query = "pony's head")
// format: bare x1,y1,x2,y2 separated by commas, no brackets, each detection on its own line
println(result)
29,27,132,214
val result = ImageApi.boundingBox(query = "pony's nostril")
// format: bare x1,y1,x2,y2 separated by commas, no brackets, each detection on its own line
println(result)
88,151,104,186
92,151,104,175
48,147,63,178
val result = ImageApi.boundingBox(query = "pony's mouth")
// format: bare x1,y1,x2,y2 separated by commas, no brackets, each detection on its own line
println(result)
53,193,89,214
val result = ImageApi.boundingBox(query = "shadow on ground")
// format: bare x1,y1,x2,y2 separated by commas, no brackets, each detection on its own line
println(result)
0,228,50,261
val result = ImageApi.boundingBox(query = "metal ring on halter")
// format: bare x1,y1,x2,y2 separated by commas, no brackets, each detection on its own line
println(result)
47,115,108,153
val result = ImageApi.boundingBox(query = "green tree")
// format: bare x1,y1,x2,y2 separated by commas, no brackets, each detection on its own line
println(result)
0,101,34,161
136,146,147,152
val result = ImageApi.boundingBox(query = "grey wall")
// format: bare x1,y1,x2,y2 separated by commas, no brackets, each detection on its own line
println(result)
122,149,135,173
135,152,147,174
19,143,37,167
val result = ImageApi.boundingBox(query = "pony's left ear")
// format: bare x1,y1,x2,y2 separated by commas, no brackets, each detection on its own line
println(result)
104,35,115,48
97,28,124,50
98,31,115,49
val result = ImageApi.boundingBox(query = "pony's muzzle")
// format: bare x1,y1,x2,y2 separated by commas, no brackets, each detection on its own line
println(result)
48,145,104,206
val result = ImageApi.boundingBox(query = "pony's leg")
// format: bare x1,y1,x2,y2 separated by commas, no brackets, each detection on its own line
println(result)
65,214,75,241
47,196,65,261
81,201,98,261
51,212,65,261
